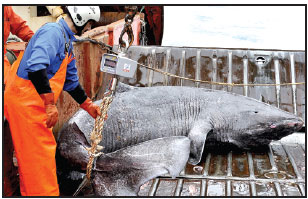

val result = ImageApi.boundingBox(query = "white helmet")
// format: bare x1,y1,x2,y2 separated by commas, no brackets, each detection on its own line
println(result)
67,6,100,27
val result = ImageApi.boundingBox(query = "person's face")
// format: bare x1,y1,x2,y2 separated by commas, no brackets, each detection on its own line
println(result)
81,21,94,35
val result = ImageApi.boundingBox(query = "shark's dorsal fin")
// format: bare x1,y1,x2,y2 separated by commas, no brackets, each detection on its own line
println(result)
116,82,138,93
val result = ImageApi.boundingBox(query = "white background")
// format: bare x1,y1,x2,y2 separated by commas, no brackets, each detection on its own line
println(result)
162,6,305,50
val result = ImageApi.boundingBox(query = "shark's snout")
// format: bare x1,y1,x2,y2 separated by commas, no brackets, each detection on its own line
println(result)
285,118,304,131
272,117,304,132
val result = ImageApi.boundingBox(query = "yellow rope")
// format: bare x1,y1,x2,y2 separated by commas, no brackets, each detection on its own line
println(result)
138,63,305,87
86,95,113,180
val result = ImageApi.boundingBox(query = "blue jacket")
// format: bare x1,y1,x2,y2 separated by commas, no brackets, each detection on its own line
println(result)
17,18,79,91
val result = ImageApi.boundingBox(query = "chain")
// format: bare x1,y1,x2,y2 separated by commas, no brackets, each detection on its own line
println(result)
139,19,147,46
75,38,113,53
86,95,113,180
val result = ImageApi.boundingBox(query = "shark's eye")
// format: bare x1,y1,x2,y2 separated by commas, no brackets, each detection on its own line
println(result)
254,111,258,114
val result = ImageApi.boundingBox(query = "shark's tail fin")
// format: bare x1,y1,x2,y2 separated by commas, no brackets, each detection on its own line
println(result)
93,136,190,196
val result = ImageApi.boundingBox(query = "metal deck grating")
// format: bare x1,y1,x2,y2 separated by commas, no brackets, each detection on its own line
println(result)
138,141,306,196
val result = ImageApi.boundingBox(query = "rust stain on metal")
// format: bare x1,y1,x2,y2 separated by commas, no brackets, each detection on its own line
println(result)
252,152,272,178
209,154,228,176
232,152,249,177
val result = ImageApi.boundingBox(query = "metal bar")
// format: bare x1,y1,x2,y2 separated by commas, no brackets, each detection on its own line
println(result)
247,152,255,179
268,145,278,172
195,50,201,88
267,145,283,195
158,175,305,183
247,152,257,196
298,183,306,196
282,144,303,180
180,50,186,86
164,49,171,86
227,50,233,92
290,52,298,115
200,179,207,196
243,54,248,96
147,48,156,87
212,51,217,90
226,151,232,196
250,182,257,196
148,178,159,196
248,155,257,197
227,152,232,177
174,179,184,196
274,182,283,196
226,180,232,196
202,153,211,176
274,54,281,108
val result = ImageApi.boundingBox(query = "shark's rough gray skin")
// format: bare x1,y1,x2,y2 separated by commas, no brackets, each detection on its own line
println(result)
57,133,190,196
91,136,190,196
57,83,303,196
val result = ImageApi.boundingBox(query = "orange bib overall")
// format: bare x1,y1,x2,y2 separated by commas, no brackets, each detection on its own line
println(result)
4,51,74,196
4,55,11,85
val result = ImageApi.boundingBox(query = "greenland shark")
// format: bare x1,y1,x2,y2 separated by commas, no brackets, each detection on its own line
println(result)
57,83,303,196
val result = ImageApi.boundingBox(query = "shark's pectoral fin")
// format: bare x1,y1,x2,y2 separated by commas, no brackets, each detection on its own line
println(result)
57,122,91,170
92,136,190,196
188,121,212,165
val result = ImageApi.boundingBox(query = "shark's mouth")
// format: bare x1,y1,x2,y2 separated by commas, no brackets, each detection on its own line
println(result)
203,121,302,151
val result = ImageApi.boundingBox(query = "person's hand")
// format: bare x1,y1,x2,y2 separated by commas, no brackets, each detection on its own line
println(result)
40,93,58,128
80,97,101,119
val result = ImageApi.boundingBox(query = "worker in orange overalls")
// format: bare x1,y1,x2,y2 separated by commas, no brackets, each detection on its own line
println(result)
144,6,163,45
4,6,101,196
3,6,34,196
4,6,34,85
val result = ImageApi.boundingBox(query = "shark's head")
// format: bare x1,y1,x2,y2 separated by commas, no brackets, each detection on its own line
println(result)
220,98,304,149
188,91,304,165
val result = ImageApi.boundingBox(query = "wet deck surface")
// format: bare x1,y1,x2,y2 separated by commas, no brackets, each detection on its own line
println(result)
138,136,306,197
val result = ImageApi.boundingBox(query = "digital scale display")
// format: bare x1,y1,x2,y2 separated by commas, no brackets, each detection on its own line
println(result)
104,59,117,68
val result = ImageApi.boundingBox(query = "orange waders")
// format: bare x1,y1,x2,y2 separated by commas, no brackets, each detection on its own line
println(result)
4,51,74,196
4,55,11,85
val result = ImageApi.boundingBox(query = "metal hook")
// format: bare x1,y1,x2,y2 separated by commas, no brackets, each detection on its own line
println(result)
118,6,137,53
